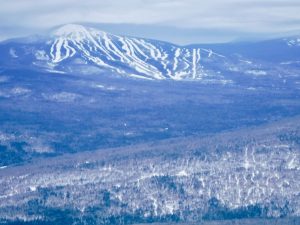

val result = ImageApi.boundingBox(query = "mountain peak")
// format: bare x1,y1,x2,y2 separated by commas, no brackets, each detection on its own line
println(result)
52,24,110,42
53,24,89,37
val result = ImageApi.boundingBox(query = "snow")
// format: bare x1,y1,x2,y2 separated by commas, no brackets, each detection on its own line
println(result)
286,38,300,47
103,35,128,62
35,50,49,61
11,87,31,95
9,48,18,58
202,48,225,58
244,147,251,170
192,49,197,79
29,186,37,192
128,73,154,80
177,170,188,177
52,38,64,63
208,49,213,57
45,69,66,74
281,61,300,65
173,48,180,71
240,59,252,64
121,38,157,76
197,49,201,63
130,39,150,60
246,70,267,76
48,24,229,81
53,24,89,39
287,155,297,170
136,39,160,60
42,92,81,103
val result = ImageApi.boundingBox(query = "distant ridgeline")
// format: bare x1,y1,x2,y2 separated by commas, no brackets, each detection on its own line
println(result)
0,24,300,82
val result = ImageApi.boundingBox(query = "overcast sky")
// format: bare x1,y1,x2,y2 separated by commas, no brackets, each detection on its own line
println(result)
1,0,300,44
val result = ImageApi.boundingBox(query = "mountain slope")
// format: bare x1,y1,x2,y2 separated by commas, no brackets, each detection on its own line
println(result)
0,24,232,81
50,24,211,80
1,24,300,82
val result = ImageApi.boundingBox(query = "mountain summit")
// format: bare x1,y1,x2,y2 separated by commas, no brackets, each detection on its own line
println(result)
48,24,227,80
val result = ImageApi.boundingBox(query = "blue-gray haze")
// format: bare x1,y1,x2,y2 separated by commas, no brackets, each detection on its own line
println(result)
1,0,300,44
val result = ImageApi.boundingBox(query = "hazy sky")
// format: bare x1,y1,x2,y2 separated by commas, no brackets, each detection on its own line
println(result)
1,0,300,44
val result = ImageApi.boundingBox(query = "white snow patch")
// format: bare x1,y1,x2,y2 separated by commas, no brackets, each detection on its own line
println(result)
42,92,81,103
228,67,239,72
173,48,181,71
165,201,177,214
10,87,31,95
280,61,300,65
192,49,197,79
240,60,252,64
9,48,18,58
128,74,154,80
45,69,66,74
35,50,49,61
177,170,188,177
286,38,300,47
246,70,267,76
287,155,298,170
202,49,225,58
53,24,89,38
29,186,37,192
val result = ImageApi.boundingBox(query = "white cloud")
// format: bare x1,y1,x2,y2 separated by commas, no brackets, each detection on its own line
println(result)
0,0,300,42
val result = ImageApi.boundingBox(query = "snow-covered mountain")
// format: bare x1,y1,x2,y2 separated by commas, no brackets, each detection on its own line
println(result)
0,24,225,80
49,24,221,80
0,24,300,82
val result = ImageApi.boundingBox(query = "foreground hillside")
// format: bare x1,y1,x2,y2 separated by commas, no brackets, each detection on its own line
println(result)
0,117,299,224
136,217,300,225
